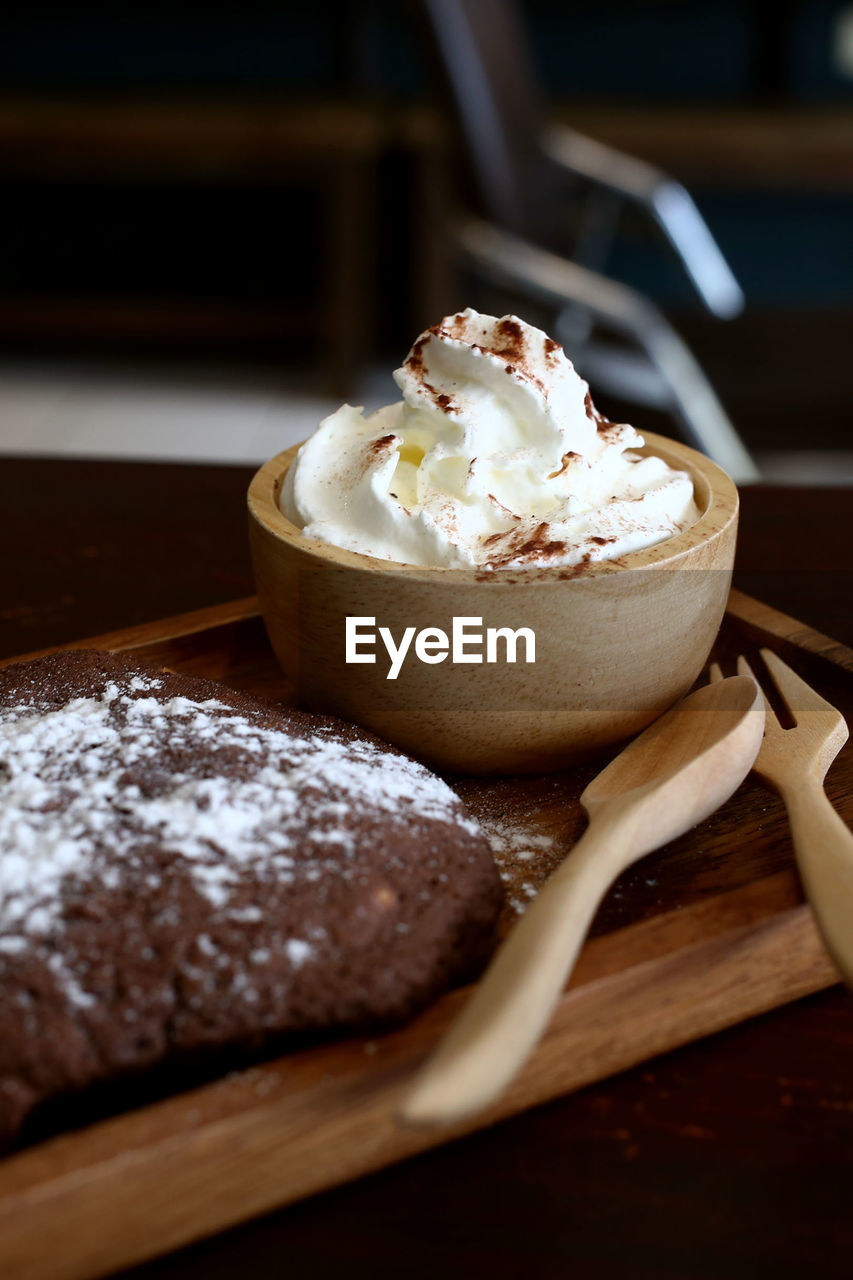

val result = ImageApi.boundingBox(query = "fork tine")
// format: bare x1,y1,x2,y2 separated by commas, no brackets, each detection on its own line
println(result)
737,654,783,735
760,648,844,724
708,662,723,683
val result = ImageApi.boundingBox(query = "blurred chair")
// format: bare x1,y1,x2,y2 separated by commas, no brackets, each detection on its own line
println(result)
414,0,759,481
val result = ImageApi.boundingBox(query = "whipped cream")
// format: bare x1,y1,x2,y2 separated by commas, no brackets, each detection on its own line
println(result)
280,309,699,569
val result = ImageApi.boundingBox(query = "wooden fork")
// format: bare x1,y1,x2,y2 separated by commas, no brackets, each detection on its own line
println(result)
712,649,853,986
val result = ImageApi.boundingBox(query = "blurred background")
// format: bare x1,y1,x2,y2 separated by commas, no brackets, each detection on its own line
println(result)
0,0,851,480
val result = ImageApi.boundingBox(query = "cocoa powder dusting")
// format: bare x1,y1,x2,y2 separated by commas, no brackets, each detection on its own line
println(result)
495,317,525,355
554,552,595,579
488,319,546,393
585,390,615,434
486,494,521,522
406,333,429,374
403,330,459,415
548,451,579,479
484,521,568,568
407,315,554,406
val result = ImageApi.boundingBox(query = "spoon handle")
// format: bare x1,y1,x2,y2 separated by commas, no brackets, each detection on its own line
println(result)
400,812,632,1126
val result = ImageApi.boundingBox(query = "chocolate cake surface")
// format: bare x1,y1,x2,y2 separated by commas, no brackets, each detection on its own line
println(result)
0,649,502,1144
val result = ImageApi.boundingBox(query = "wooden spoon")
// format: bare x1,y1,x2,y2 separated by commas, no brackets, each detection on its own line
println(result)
401,675,765,1126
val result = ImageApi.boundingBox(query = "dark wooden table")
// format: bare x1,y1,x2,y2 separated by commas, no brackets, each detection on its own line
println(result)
3,456,853,1280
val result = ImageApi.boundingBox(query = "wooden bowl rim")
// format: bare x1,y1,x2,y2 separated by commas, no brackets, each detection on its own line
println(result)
248,431,738,584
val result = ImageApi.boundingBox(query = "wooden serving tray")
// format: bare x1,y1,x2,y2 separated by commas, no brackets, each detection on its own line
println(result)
1,589,851,1280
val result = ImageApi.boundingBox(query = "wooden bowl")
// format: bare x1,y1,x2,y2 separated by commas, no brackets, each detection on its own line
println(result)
248,433,738,774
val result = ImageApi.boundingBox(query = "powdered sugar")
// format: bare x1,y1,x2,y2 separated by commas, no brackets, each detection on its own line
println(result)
285,939,312,968
0,662,478,1008
478,817,556,916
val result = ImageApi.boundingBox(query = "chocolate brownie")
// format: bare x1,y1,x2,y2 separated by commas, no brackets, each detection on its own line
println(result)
0,649,502,1144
